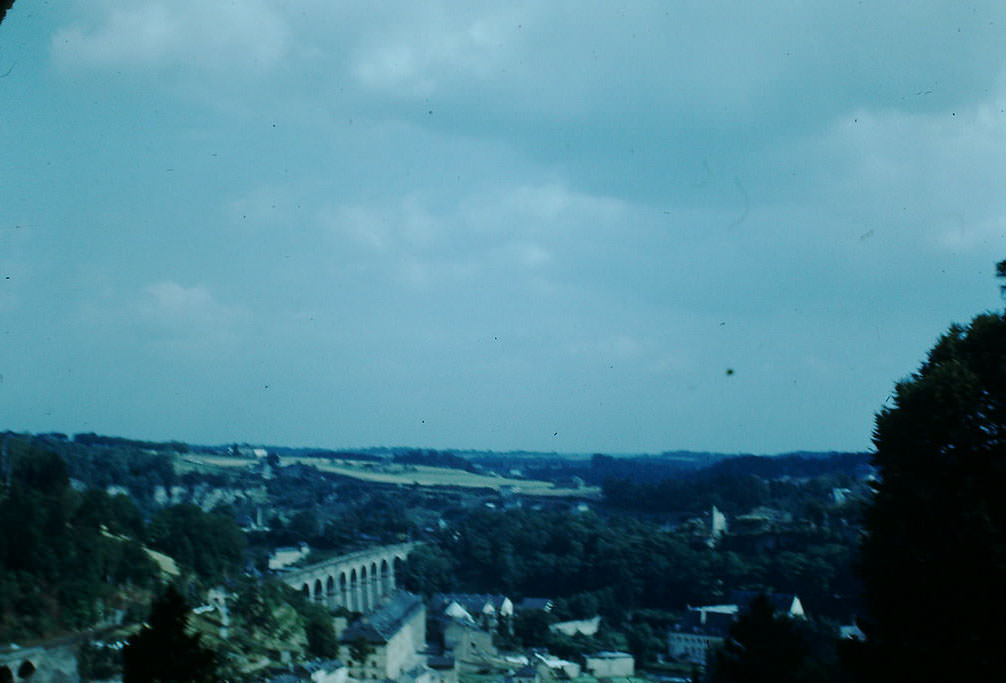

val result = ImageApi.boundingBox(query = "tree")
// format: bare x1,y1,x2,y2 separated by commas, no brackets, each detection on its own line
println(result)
122,585,218,682
856,309,1006,681
708,595,835,683
347,636,375,668
303,605,339,659
0,2,15,29
146,504,245,580
78,640,121,682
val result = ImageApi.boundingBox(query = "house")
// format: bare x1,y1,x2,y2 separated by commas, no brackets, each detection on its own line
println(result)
548,615,600,637
442,619,496,664
710,505,728,545
302,659,347,683
431,593,513,633
269,542,310,571
517,598,553,613
505,664,540,683
840,623,865,641
667,605,738,665
668,592,806,665
531,652,580,679
583,651,634,678
339,591,426,681
425,654,458,683
728,591,804,619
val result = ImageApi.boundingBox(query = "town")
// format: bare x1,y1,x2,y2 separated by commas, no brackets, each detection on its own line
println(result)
0,432,870,682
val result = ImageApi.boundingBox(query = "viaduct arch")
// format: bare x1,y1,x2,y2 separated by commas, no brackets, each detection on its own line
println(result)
280,543,417,613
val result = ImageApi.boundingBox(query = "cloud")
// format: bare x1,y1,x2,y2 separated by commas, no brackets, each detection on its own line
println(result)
348,5,523,97
51,0,290,73
138,281,248,347
319,182,626,292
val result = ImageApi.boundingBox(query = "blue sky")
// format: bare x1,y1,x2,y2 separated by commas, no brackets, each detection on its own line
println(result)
1,1,1004,454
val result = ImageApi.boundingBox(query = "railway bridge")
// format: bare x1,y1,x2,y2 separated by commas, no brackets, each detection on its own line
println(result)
280,542,417,612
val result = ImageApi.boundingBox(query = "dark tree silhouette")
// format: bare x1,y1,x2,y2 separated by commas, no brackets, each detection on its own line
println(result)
303,605,339,659
0,2,15,29
856,310,1006,681
708,595,835,683
122,585,218,682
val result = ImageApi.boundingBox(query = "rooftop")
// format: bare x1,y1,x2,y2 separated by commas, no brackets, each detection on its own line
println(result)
340,591,424,644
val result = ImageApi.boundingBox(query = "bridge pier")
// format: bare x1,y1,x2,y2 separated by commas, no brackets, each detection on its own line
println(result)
281,543,417,616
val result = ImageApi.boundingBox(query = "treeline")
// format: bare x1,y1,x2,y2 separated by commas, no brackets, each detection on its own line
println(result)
71,432,190,454
0,438,247,641
402,507,860,622
0,441,159,639
601,456,868,517
484,451,869,489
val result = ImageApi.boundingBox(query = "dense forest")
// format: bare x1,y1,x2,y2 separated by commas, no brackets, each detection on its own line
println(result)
0,435,246,642
401,506,860,622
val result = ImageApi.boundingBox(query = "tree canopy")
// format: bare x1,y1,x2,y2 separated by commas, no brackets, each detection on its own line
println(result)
122,585,219,683
857,311,1006,680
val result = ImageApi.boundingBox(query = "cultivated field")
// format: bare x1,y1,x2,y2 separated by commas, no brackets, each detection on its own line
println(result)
181,454,600,498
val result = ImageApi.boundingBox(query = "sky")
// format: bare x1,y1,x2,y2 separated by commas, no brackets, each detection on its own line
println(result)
1,1,1004,455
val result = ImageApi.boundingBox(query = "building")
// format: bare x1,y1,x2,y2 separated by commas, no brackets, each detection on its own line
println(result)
667,605,738,665
548,615,600,637
442,619,496,667
269,542,310,571
516,598,553,613
431,593,513,633
583,652,634,678
339,591,426,681
728,591,804,619
302,659,348,683
531,652,580,679
668,592,805,665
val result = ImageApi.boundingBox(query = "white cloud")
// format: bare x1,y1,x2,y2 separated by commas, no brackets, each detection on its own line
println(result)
51,0,290,73
348,6,522,97
139,281,247,346
319,182,626,292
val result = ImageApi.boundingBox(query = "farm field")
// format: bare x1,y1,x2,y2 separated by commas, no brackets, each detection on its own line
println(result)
181,454,600,497
288,458,601,497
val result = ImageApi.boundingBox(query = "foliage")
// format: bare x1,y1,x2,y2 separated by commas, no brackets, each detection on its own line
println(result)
72,432,189,454
78,640,122,682
601,453,866,517
856,311,1006,681
513,609,555,647
230,578,280,637
146,504,245,580
417,507,857,622
347,636,375,667
399,544,457,596
0,2,15,30
303,604,339,659
0,442,158,640
708,595,836,683
122,584,219,683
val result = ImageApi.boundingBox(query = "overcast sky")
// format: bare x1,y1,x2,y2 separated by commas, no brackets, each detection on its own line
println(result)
1,2,1004,454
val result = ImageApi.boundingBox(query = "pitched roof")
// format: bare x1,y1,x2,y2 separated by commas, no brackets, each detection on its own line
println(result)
728,590,803,616
517,597,553,611
432,593,510,615
340,591,424,644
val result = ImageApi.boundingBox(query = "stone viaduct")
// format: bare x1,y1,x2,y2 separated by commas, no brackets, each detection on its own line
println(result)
280,543,417,613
